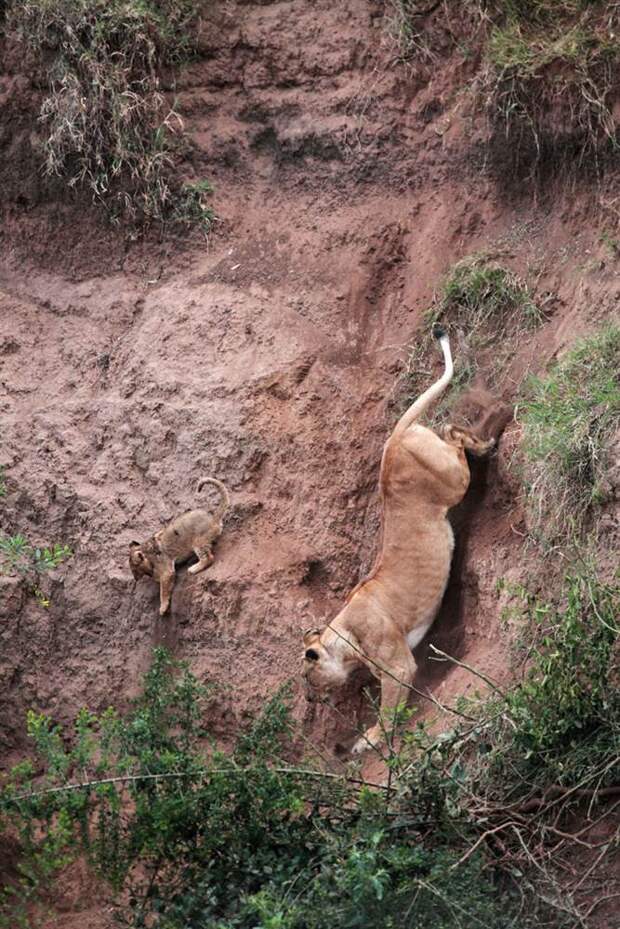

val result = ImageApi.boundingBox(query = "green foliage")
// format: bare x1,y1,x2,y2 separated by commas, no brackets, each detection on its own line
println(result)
0,466,7,497
403,255,541,419
5,0,213,228
5,577,618,929
0,532,72,606
0,560,620,929
173,178,215,231
519,324,620,543
492,574,619,784
1,648,528,929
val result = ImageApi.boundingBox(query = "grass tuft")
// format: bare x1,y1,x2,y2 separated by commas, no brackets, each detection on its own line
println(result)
5,0,212,229
403,255,541,421
519,324,620,544
389,1,620,183
479,2,620,181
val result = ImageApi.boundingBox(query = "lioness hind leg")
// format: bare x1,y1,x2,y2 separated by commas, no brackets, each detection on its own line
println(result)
187,544,214,575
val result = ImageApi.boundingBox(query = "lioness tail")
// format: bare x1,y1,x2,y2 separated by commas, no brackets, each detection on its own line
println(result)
197,477,230,518
392,324,453,438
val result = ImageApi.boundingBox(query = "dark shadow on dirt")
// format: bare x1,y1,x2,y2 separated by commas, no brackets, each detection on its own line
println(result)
413,449,490,693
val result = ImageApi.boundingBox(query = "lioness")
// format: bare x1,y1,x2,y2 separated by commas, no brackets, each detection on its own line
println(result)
303,325,494,753
129,477,230,616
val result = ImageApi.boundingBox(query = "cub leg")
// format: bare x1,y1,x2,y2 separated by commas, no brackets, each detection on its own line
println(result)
159,567,176,616
352,638,416,755
187,545,214,575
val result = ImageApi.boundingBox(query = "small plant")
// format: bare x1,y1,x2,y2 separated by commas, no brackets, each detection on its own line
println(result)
519,324,620,544
0,533,73,606
599,228,620,256
387,0,436,61
5,0,213,228
0,466,7,497
402,255,541,420
173,179,215,230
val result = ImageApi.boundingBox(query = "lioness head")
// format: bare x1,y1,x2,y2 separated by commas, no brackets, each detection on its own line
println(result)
302,627,349,697
442,425,495,457
129,541,155,580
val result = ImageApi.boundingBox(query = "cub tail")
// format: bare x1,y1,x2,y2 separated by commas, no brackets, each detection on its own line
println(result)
198,477,230,518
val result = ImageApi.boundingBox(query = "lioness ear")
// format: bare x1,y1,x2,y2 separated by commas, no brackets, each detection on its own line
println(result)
305,648,320,662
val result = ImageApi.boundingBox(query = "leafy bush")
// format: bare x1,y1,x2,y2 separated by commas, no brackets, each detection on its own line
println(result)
0,649,526,929
3,573,618,929
519,324,620,543
5,0,213,228
493,573,619,783
0,532,72,606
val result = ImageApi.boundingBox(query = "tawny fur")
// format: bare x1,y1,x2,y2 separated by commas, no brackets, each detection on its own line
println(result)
129,477,230,616
302,327,495,754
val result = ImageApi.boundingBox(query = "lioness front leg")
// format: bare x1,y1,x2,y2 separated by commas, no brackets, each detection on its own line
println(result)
352,645,416,755
158,568,176,615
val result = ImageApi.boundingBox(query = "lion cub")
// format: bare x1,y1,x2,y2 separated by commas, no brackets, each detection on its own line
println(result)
129,477,230,616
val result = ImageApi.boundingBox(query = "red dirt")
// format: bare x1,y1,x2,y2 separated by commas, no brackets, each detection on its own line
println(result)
1,1,619,925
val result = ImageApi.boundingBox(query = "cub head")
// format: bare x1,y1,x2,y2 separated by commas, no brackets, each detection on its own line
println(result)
302,627,348,696
128,541,154,580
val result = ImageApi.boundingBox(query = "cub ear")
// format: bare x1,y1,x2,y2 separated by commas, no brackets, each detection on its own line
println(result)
303,627,321,646
305,648,320,662
129,541,141,549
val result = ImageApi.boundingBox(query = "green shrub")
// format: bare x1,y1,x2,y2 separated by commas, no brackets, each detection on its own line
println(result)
5,0,212,228
519,324,620,543
0,649,528,929
4,579,618,929
492,573,619,784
